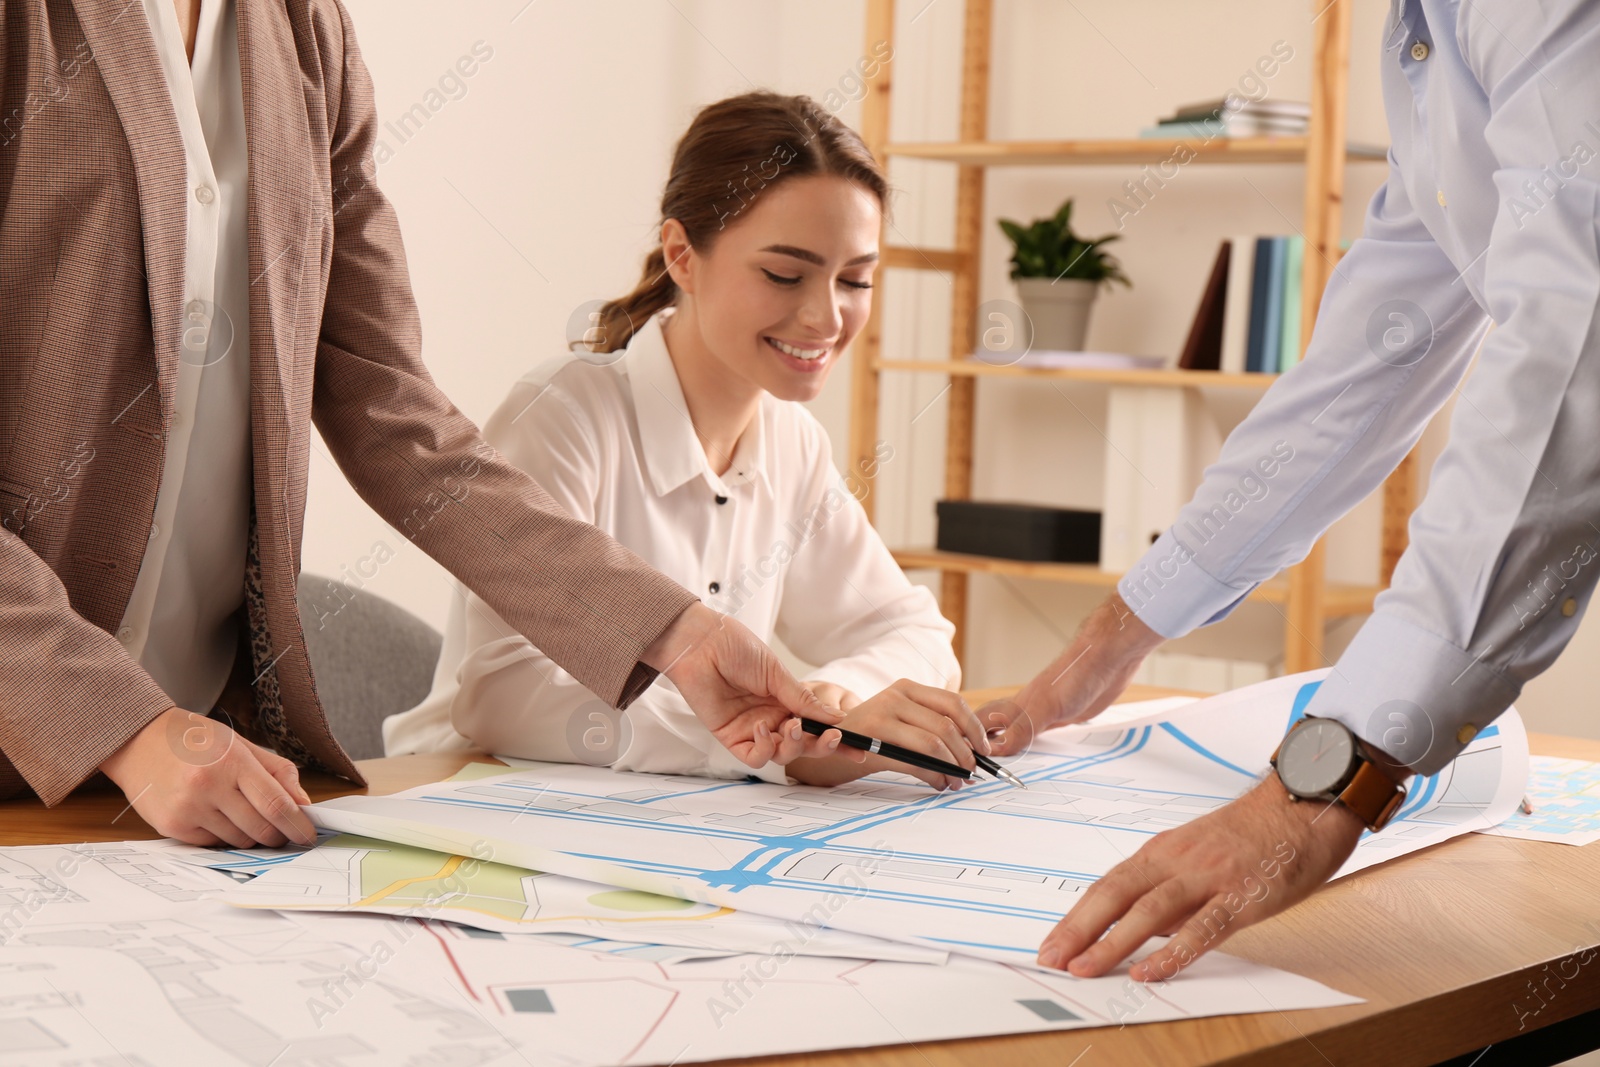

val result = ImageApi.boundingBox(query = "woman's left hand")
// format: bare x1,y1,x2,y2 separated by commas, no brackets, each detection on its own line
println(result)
805,681,863,713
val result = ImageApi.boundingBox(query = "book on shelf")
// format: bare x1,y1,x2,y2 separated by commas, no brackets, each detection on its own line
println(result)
1201,234,1312,375
1278,236,1305,372
1139,116,1307,140
1142,97,1310,140
1219,234,1256,374
1176,241,1229,372
1169,97,1312,122
1254,237,1287,374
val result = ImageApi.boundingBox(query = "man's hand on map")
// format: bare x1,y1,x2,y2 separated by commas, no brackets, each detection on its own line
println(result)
984,592,1164,757
787,679,989,791
643,602,845,767
1035,772,1367,980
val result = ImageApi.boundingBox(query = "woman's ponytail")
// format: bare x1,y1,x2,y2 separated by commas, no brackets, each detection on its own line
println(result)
585,246,676,354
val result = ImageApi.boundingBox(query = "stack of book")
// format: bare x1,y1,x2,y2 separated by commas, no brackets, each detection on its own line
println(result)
1139,97,1310,140
1178,236,1333,375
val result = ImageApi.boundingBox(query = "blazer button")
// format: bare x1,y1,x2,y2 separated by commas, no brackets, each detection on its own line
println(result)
709,581,721,594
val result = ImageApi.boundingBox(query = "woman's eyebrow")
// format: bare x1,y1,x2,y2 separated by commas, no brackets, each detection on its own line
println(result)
761,244,880,267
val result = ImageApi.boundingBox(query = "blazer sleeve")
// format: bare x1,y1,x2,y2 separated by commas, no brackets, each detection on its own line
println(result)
311,3,697,710
0,533,177,804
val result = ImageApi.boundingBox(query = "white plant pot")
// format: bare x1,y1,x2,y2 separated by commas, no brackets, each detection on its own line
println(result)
1015,277,1099,351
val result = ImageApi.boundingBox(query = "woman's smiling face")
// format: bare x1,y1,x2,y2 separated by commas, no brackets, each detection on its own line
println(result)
665,174,882,404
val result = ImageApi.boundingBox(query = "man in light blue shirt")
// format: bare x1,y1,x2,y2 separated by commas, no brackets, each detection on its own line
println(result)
1008,1,1600,978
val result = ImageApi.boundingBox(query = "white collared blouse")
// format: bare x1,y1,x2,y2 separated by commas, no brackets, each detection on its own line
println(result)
116,0,253,714
385,310,959,782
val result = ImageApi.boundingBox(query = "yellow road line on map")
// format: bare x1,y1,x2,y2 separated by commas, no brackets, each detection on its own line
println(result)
356,854,467,906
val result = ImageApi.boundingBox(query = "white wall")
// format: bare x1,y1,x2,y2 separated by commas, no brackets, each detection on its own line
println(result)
314,0,1598,742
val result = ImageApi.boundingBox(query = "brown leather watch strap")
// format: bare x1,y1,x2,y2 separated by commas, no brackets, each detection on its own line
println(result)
1339,761,1407,831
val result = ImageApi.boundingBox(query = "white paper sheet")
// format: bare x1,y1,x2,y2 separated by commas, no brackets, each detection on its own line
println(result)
0,847,1359,1065
307,671,1529,967
222,832,947,964
1479,755,1600,845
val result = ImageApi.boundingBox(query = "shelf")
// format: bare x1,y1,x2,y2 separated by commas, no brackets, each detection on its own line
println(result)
892,547,1379,618
882,136,1388,167
874,359,1278,390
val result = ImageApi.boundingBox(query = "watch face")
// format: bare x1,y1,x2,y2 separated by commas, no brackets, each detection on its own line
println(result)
1277,719,1356,798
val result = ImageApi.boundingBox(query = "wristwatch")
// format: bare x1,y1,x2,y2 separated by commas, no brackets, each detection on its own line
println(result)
1271,716,1407,832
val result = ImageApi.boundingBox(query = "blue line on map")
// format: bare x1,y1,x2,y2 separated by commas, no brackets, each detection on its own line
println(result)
923,936,1037,955
1286,680,1322,733
1393,764,1440,823
1156,723,1258,779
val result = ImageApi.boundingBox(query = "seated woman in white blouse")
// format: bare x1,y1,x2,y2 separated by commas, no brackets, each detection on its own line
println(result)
385,90,983,789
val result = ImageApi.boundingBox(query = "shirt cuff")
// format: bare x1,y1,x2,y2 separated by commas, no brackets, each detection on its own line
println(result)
1304,611,1522,777
1117,529,1257,638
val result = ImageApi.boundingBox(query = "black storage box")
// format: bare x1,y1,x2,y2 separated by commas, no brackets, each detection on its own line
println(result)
935,500,1101,563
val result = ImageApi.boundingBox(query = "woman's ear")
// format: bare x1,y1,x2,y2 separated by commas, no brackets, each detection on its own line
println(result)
660,218,696,294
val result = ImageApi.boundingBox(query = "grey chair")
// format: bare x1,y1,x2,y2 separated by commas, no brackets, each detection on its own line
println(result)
296,573,443,760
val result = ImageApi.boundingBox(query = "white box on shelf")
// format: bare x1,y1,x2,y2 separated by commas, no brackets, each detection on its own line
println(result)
1100,386,1222,572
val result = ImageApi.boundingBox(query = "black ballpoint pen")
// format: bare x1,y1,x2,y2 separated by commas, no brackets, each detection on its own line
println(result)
799,718,1026,788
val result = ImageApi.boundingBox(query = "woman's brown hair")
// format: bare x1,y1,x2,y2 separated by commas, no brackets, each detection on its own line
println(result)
586,91,889,354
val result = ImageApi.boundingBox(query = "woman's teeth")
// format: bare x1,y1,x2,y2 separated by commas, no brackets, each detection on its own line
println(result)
766,337,828,361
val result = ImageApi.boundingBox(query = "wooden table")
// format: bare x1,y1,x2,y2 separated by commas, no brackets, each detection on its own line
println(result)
3,686,1597,1066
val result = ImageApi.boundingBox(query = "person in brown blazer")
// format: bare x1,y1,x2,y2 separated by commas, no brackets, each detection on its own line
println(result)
0,0,848,846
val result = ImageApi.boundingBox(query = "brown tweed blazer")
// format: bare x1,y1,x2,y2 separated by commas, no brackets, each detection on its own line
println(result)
0,0,698,804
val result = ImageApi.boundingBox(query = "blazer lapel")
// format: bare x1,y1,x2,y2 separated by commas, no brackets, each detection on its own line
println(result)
236,0,312,471
70,0,187,427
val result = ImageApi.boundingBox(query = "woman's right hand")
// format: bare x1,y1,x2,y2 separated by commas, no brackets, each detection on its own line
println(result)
787,678,987,790
99,707,318,847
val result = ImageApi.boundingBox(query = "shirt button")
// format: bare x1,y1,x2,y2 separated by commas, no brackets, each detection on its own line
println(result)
1436,190,1447,208
195,185,215,204
1457,724,1478,745
116,626,133,642
149,523,160,540
187,299,207,316
1562,597,1579,617
715,495,728,506
708,581,721,594
1410,40,1429,61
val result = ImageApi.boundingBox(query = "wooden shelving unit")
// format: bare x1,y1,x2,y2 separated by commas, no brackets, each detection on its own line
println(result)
883,136,1387,167
850,0,1416,673
873,360,1278,390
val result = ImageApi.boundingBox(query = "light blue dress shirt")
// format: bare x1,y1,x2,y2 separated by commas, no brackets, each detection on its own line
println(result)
1119,0,1600,776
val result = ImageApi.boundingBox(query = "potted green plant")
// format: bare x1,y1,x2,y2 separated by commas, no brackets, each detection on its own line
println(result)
998,198,1130,351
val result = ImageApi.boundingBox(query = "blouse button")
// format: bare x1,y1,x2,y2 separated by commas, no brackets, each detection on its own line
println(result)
709,581,721,594
715,495,728,505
